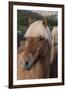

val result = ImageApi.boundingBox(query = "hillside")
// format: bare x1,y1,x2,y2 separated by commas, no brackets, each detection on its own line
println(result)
17,10,58,36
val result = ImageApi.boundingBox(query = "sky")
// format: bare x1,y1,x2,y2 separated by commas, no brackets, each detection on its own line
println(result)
32,10,58,16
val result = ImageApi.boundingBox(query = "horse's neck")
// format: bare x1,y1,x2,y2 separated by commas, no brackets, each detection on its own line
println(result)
44,26,51,43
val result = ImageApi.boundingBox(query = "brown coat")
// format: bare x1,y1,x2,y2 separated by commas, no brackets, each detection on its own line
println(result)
17,38,51,80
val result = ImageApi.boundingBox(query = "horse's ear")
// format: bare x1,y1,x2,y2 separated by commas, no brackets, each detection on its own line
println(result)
27,16,33,26
42,18,47,27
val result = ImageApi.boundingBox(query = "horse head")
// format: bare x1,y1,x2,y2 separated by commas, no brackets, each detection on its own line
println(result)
19,20,51,71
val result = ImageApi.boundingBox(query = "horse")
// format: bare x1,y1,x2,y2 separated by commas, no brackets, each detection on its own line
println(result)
17,20,52,80
51,26,58,48
50,26,58,63
50,26,58,78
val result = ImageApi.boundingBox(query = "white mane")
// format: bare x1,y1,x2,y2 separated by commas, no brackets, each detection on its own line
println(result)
24,20,51,42
52,26,58,45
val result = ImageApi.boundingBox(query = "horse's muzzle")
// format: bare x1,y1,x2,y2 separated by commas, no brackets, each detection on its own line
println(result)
23,59,34,71
23,47,40,71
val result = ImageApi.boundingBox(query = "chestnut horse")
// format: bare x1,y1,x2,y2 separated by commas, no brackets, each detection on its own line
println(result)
17,20,52,79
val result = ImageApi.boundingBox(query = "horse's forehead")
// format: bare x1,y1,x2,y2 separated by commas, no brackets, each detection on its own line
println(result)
27,38,39,44
24,20,51,43
25,38,42,50
24,20,44,37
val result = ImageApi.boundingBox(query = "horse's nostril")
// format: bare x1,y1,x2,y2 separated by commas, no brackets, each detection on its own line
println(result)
25,61,29,65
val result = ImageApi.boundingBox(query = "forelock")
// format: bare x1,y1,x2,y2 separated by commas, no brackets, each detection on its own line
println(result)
24,20,51,42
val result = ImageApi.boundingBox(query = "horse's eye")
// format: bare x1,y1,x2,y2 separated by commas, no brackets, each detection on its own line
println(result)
39,38,43,41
